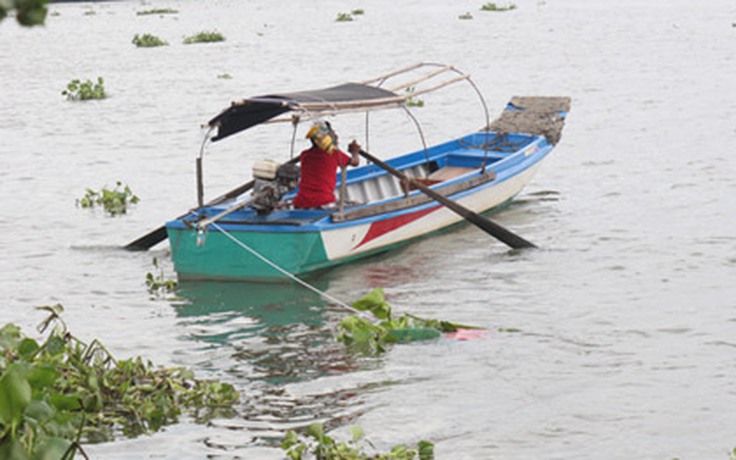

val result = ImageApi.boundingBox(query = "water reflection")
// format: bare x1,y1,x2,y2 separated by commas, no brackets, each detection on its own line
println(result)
174,280,361,384
172,280,381,450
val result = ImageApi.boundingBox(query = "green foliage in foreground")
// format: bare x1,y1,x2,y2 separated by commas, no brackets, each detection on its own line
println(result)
0,0,48,27
136,8,178,15
338,288,483,355
183,31,225,44
77,181,139,216
0,305,239,459
132,33,168,47
282,422,434,460
480,2,517,12
62,77,106,101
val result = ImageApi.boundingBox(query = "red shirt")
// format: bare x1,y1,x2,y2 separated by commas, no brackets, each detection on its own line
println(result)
294,146,352,209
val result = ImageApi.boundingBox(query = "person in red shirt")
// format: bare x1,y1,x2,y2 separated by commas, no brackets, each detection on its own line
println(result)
293,121,361,209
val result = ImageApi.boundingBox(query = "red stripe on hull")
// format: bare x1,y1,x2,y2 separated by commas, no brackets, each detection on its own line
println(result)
354,206,440,249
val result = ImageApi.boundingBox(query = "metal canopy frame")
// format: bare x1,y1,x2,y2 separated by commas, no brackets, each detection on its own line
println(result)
196,63,491,208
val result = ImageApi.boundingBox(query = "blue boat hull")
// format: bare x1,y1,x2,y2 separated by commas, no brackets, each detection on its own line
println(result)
167,129,557,281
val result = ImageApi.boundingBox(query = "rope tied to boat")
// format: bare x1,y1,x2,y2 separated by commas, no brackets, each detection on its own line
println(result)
209,222,367,317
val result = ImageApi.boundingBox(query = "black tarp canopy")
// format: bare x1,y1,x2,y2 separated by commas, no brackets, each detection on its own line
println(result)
207,82,401,142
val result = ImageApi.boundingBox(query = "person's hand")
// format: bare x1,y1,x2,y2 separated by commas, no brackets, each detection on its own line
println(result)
348,140,361,155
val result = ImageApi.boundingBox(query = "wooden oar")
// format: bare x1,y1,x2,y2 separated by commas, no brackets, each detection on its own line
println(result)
358,150,537,249
124,156,300,251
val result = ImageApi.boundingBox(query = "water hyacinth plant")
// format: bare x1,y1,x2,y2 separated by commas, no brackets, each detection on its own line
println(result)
76,181,139,216
480,2,517,11
62,77,106,101
183,31,225,44
0,306,239,458
132,33,168,47
281,422,434,460
337,288,483,355
146,257,178,298
405,86,425,107
335,12,353,22
136,8,178,15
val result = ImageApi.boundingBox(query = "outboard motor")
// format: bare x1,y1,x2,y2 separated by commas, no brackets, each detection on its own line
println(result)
251,160,300,215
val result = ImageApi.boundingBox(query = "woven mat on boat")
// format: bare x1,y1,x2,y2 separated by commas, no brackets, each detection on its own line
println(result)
485,96,571,145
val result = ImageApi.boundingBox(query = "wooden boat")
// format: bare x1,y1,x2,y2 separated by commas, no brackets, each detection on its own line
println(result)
158,63,570,281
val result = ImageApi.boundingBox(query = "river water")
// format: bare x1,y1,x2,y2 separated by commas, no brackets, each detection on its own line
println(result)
2,0,735,458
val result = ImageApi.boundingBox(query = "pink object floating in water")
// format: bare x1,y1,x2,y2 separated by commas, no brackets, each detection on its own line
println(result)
444,328,487,341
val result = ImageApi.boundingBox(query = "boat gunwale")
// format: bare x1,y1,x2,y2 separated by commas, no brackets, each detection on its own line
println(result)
166,132,553,235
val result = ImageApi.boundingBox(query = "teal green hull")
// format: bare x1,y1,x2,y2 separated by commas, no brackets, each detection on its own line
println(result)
168,227,331,281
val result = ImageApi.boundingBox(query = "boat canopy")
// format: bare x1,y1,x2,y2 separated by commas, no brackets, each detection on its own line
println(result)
208,83,400,142
206,63,484,142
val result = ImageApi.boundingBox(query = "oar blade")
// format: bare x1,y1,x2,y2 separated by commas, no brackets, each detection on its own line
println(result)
124,226,168,251
358,149,536,250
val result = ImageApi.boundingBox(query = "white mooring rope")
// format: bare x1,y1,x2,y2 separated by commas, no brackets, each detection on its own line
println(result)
209,222,361,314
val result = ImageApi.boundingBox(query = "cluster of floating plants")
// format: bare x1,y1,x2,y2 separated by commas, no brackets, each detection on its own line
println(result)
335,12,354,22
136,8,178,16
337,288,482,355
459,12,474,20
480,2,517,11
132,33,168,47
62,77,106,101
183,31,225,44
336,9,364,22
0,306,238,459
76,181,139,216
281,422,434,460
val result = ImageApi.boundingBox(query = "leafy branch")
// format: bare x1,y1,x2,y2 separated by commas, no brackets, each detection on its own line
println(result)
0,0,48,27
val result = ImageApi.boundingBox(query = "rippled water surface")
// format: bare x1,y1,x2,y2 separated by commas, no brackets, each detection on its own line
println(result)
2,0,736,458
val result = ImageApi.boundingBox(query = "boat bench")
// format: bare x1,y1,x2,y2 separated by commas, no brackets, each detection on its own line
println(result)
445,149,507,169
344,163,430,204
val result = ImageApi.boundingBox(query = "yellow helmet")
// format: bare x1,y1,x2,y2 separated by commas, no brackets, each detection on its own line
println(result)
306,121,336,154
